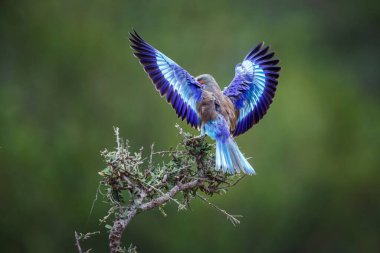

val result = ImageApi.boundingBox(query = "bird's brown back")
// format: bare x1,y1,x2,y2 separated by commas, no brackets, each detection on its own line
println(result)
197,89,238,133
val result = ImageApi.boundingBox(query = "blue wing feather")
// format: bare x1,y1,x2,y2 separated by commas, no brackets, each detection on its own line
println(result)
224,42,280,136
129,31,202,128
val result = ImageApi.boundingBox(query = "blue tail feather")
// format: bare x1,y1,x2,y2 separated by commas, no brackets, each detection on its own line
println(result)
203,114,255,175
215,137,256,175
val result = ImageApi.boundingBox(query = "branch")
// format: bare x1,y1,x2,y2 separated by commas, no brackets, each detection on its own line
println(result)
109,179,202,252
83,126,246,252
139,179,202,211
109,207,138,253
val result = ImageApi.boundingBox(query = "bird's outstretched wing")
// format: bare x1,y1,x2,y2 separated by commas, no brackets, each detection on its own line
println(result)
129,31,202,129
223,42,280,137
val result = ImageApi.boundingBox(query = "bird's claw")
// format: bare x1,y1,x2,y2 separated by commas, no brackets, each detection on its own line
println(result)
191,134,206,141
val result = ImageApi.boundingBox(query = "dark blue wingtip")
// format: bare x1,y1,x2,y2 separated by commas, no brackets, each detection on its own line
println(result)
245,42,281,69
129,28,139,38
245,42,264,60
129,31,138,42
129,29,146,48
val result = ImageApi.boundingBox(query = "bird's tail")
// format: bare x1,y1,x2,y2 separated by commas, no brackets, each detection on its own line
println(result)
215,137,256,175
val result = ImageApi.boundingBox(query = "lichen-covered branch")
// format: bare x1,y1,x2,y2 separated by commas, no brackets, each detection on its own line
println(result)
109,207,138,253
139,179,202,211
80,125,246,253
109,179,203,252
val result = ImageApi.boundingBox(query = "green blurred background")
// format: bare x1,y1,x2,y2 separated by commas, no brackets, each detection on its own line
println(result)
1,0,379,252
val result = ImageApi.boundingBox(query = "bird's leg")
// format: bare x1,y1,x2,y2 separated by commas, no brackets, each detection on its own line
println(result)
196,125,207,139
190,126,206,141
200,126,205,137
191,134,206,140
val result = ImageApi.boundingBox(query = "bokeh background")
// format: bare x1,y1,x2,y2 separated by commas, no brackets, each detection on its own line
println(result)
1,0,379,252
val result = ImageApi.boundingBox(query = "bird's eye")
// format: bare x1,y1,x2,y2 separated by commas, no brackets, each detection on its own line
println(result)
198,79,205,85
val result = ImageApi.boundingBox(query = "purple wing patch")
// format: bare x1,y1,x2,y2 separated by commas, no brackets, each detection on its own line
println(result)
129,31,202,128
223,42,280,136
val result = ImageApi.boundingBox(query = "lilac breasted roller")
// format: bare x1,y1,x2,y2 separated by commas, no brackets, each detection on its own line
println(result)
129,31,280,175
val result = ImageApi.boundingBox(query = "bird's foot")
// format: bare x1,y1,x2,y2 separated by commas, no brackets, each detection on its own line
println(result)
190,134,206,141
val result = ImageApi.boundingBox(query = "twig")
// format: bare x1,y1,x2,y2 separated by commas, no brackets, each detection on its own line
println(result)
75,231,100,253
86,181,102,227
114,126,121,152
219,175,246,189
196,193,243,226
127,244,138,253
75,231,83,253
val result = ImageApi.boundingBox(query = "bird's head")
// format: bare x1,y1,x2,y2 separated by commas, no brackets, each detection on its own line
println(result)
195,74,218,88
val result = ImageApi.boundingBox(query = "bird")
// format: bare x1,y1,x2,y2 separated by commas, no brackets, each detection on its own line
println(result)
129,30,280,175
